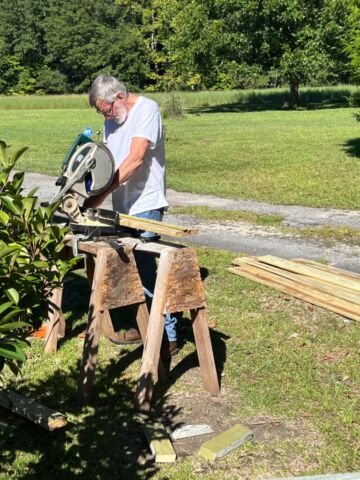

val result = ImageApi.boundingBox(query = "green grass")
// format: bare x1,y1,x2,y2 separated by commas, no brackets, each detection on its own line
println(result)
296,225,360,246
1,246,359,479
171,205,284,226
0,87,359,208
165,107,360,209
0,85,357,110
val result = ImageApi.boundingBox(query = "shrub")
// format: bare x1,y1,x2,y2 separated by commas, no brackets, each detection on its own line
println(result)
161,93,184,119
0,140,77,377
36,67,69,94
347,90,360,107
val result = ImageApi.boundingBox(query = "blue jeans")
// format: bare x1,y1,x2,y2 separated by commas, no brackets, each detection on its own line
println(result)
133,208,177,342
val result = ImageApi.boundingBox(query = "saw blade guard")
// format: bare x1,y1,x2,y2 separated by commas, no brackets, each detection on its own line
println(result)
67,142,115,198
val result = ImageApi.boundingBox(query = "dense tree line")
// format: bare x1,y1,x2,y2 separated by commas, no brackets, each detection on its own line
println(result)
0,0,357,104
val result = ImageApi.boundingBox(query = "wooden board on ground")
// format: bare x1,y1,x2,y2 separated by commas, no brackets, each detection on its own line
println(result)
293,258,360,281
142,421,177,463
229,256,360,323
198,424,253,461
0,390,68,431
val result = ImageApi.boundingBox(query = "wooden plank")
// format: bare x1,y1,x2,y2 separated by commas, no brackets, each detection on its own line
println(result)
119,213,197,238
100,247,145,309
232,263,360,317
68,236,187,257
257,255,360,293
162,248,206,314
135,250,174,412
293,259,360,281
198,424,253,460
235,257,360,307
191,308,220,395
0,390,68,431
170,423,213,440
77,248,107,404
229,266,360,322
232,255,360,292
85,253,115,339
142,421,176,463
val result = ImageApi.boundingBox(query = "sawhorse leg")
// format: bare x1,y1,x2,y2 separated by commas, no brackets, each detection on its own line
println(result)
191,307,220,395
44,287,64,354
135,301,167,384
77,249,107,404
134,251,173,411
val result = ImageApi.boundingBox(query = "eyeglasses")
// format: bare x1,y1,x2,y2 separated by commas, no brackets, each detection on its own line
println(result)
95,101,114,116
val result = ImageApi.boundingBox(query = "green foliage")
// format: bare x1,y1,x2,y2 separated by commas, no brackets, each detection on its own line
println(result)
346,1,360,83
348,90,360,107
0,140,77,377
0,0,353,94
35,67,69,94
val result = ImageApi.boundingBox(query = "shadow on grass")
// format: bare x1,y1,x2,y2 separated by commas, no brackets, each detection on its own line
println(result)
1,358,164,478
187,88,352,114
342,137,360,159
1,265,227,479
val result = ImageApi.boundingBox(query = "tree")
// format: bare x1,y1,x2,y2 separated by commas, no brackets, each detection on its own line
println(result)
215,0,351,105
148,0,351,96
0,0,48,93
345,1,360,83
43,0,150,92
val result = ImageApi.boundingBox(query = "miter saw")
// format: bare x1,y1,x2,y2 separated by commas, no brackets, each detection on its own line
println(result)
50,132,120,234
49,132,196,239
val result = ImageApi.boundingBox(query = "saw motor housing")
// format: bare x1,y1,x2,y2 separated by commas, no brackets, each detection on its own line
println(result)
52,134,115,204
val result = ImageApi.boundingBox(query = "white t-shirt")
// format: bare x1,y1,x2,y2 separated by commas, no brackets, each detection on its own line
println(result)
104,96,169,215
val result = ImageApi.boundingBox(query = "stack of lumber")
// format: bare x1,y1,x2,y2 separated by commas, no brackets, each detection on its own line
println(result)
229,256,360,323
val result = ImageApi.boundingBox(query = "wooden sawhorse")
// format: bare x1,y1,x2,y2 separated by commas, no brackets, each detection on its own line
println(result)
118,237,220,411
45,236,220,409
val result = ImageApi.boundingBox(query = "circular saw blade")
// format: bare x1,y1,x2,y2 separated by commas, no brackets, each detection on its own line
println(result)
68,142,115,196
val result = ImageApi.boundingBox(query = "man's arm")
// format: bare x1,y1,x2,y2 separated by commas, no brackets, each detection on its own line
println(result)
83,137,150,208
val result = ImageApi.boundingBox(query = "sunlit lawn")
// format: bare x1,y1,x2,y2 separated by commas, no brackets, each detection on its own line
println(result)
0,88,359,209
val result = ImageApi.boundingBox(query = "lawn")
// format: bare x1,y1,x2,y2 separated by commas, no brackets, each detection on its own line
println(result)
0,88,359,478
0,246,359,479
0,87,359,209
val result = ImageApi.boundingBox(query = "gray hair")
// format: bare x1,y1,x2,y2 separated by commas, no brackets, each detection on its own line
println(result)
89,75,128,106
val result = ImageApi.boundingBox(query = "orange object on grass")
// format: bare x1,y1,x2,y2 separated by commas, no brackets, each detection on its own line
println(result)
30,325,47,338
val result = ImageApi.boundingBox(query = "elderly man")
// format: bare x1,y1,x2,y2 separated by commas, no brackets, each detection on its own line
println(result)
86,74,178,357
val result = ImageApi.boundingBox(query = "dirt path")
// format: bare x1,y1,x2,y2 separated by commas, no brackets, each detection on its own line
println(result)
22,172,360,273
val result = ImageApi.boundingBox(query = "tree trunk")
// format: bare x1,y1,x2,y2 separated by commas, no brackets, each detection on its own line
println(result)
289,78,300,108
